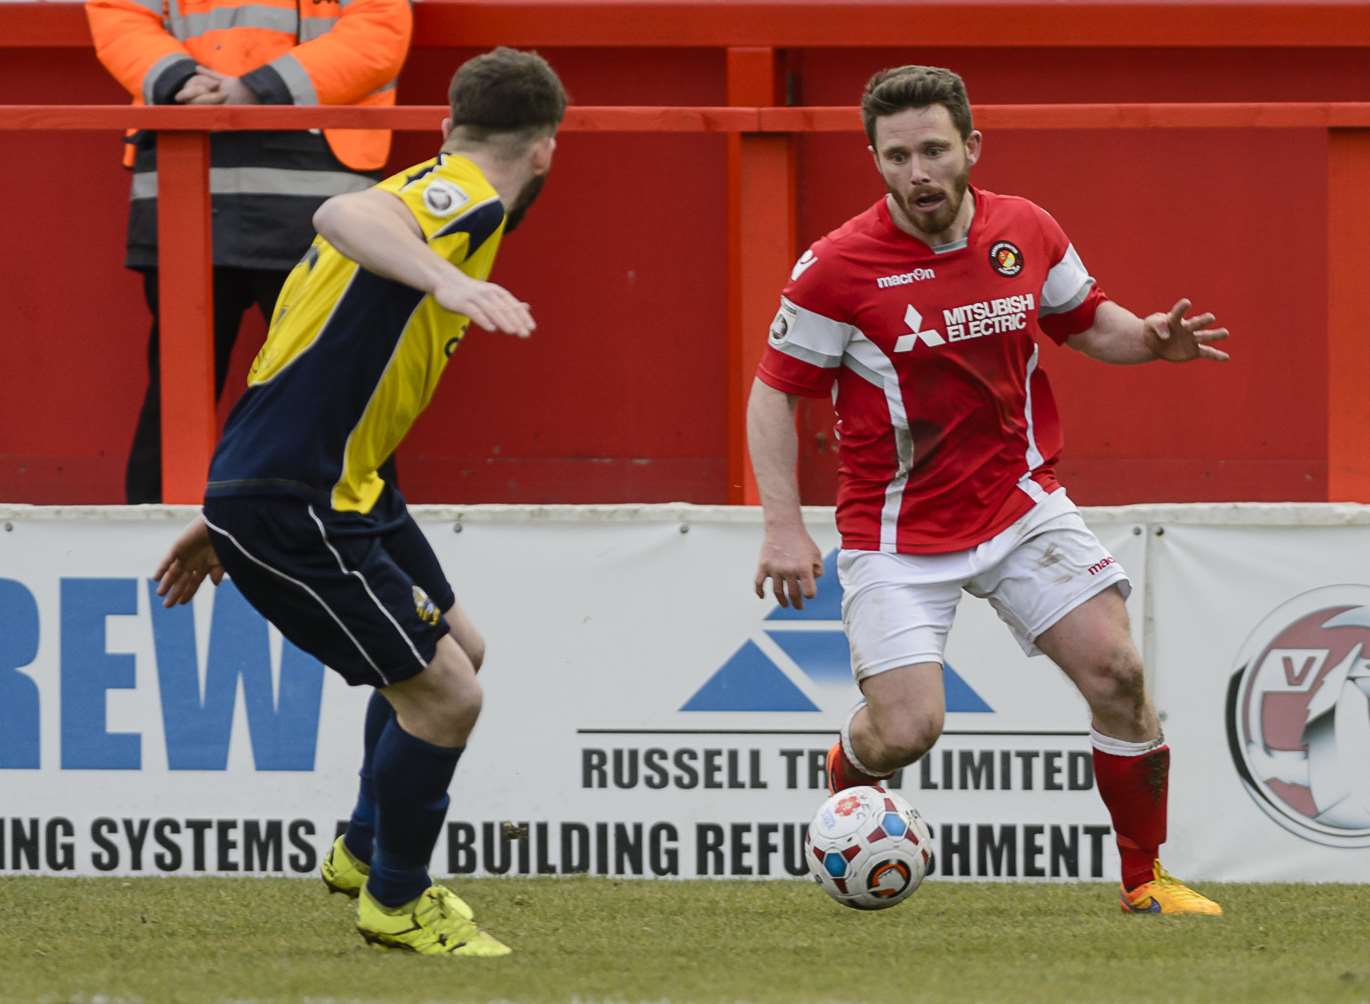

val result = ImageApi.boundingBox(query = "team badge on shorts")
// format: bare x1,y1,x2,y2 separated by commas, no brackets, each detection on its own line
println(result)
412,585,442,626
989,241,1024,276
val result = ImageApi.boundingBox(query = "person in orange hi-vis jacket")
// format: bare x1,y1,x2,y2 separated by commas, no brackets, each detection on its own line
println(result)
86,0,412,503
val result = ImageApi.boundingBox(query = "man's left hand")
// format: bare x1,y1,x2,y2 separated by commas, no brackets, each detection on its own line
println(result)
180,67,260,105
1143,298,1230,363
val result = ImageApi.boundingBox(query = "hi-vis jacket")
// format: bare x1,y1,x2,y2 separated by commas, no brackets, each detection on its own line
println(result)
86,0,412,270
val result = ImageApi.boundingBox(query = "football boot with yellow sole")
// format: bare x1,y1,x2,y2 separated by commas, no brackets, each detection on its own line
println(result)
357,885,511,957
1121,861,1223,916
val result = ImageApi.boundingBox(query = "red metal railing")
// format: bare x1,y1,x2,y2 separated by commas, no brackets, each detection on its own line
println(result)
11,1,1370,49
2,101,1370,502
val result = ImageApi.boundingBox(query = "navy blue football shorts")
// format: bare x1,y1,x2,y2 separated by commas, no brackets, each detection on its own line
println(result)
202,492,454,688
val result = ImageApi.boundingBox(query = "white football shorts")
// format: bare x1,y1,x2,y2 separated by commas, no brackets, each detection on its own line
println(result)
838,488,1130,680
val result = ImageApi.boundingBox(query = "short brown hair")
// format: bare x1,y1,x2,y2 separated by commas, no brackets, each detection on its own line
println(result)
448,47,567,138
861,65,973,144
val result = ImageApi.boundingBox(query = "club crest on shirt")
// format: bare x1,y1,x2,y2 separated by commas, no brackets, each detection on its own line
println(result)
423,180,468,218
989,240,1024,277
412,585,442,626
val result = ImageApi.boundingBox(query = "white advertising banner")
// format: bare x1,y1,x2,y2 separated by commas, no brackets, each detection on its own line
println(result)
1147,510,1370,882
2,503,1365,882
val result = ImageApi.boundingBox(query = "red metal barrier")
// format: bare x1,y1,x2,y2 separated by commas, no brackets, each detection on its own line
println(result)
11,1,1370,48
6,0,1370,506
2,100,1369,503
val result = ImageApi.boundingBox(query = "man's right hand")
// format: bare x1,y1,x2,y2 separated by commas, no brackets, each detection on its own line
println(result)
754,525,824,609
432,272,536,338
174,72,223,104
154,515,226,607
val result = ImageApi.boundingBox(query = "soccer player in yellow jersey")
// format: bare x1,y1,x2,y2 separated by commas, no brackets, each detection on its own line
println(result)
152,48,567,957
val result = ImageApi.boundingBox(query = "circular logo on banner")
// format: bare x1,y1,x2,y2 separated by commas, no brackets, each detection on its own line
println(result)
1225,585,1370,847
988,241,1023,276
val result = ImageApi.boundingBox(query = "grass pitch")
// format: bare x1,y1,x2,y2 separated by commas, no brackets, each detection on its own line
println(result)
1,877,1367,1004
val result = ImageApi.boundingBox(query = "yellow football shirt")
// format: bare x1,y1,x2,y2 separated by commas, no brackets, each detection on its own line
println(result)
205,153,506,514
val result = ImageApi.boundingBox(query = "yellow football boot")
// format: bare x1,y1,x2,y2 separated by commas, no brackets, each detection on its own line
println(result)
1121,861,1223,916
323,836,478,922
357,885,512,957
320,836,369,898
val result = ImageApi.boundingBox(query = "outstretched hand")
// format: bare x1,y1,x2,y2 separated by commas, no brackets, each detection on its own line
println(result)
154,515,226,607
432,272,536,338
1144,298,1230,363
754,526,824,610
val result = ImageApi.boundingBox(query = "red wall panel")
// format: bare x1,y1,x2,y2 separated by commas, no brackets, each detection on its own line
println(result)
0,45,730,504
0,20,1355,505
391,48,730,502
0,49,144,499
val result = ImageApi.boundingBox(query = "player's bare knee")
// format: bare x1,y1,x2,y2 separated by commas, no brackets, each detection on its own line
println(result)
1084,646,1146,718
433,650,483,733
387,646,483,745
872,707,943,766
422,672,482,745
443,688,483,742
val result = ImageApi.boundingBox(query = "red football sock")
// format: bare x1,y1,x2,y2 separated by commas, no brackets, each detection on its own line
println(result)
1092,742,1169,891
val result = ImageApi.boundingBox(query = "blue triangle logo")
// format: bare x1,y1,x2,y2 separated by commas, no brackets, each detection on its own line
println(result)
943,662,992,712
680,640,819,712
762,630,990,712
765,630,851,684
681,550,993,713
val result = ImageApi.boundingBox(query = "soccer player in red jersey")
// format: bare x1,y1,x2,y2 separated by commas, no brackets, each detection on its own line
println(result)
748,65,1226,915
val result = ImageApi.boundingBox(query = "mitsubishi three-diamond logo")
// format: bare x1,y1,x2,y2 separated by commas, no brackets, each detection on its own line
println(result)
681,550,991,714
893,304,944,351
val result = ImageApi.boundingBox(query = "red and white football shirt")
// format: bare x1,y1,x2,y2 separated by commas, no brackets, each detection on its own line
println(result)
758,187,1106,554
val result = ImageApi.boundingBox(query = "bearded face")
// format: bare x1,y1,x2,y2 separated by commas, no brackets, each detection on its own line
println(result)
888,161,971,238
871,104,980,244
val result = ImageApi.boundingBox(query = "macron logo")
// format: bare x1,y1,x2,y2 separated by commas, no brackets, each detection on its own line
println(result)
876,268,935,288
893,304,944,351
790,249,818,281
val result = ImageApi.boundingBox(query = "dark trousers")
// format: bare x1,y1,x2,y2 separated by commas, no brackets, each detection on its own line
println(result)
126,266,290,504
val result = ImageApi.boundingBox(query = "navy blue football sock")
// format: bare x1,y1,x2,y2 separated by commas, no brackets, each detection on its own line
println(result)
367,718,463,908
342,690,394,865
